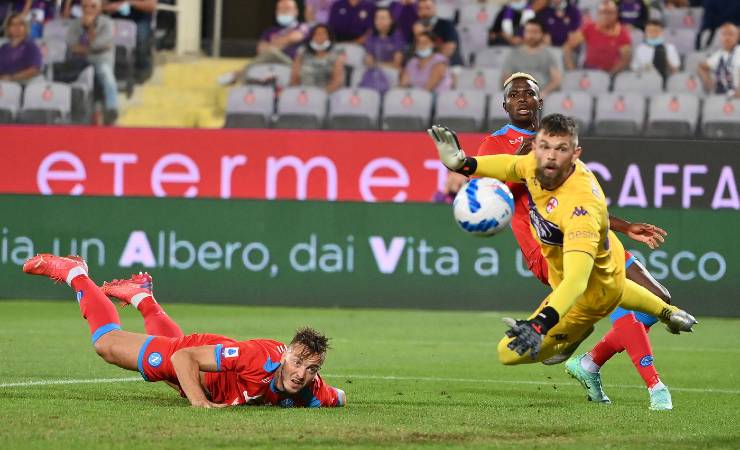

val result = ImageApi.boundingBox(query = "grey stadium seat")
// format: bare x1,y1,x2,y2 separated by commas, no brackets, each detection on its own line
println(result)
456,67,502,93
434,89,486,132
458,24,490,66
646,93,699,137
665,28,697,56
663,7,702,31
0,81,22,123
436,1,457,21
683,51,710,74
382,88,433,131
486,90,508,131
349,66,399,91
224,85,275,129
458,3,499,27
328,87,380,130
19,82,71,124
563,69,610,95
274,86,328,129
246,63,291,89
335,43,366,70
70,65,95,124
612,70,663,95
543,91,594,134
666,71,705,96
42,19,71,41
113,19,135,95
702,95,740,139
474,46,512,69
593,92,646,136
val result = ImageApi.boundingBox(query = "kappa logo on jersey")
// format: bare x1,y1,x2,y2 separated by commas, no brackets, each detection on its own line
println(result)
571,206,588,218
223,347,239,358
148,352,163,367
545,197,558,213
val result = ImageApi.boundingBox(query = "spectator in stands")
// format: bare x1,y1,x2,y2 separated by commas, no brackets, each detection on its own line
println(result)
387,0,418,42
617,0,648,30
328,0,376,42
701,0,740,49
489,0,536,46
306,0,335,25
415,0,463,66
290,24,346,93
698,23,740,97
364,7,405,69
67,0,118,125
563,0,632,75
536,0,581,47
0,12,42,83
399,30,452,92
631,19,680,79
62,0,83,18
103,0,157,82
501,19,562,96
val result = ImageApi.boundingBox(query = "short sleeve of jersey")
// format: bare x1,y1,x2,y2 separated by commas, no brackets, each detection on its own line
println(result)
311,375,347,407
561,198,603,258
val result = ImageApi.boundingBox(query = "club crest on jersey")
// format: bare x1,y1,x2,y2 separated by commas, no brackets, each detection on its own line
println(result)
223,347,239,358
546,197,558,213
571,206,588,218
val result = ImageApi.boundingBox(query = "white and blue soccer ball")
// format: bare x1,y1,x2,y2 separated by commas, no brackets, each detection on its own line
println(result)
453,178,515,236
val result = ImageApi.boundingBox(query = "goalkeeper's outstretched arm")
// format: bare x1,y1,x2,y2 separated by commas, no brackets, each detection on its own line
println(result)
428,125,523,181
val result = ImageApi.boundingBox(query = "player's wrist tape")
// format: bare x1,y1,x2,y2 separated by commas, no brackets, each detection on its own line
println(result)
455,156,477,176
532,306,560,335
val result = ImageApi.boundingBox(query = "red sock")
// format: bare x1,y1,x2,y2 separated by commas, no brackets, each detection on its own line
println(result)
136,296,183,338
618,315,660,388
71,275,121,344
589,315,632,366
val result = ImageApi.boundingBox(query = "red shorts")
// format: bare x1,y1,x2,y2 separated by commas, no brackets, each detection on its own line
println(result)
137,333,235,383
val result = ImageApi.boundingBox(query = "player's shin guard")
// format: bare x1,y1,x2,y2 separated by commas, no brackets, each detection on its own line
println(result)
70,275,121,344
132,294,183,338
618,280,677,322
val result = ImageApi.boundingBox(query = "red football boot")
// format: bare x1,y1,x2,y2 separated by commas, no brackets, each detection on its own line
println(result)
22,254,88,284
102,272,153,307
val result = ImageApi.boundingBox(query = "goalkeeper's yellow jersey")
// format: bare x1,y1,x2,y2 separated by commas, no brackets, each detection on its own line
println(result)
483,152,625,303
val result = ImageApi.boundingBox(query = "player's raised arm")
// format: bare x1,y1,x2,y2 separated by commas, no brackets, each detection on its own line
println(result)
428,125,523,181
609,215,667,249
171,345,229,408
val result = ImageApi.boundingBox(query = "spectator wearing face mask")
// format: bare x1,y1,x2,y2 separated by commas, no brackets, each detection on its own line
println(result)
536,0,581,47
415,0,463,66
698,23,740,97
328,0,376,43
489,0,536,46
631,19,679,80
290,24,346,93
400,30,452,93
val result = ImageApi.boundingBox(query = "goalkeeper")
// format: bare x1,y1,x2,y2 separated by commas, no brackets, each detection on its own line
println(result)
428,114,698,365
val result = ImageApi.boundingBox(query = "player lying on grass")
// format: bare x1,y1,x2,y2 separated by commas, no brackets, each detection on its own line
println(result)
22,254,346,409
437,72,680,410
430,113,697,370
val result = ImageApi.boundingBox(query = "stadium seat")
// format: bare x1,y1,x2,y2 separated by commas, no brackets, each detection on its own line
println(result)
701,95,740,139
458,24,490,66
224,85,275,129
436,2,457,21
631,28,644,46
381,88,433,131
113,19,136,96
683,51,710,74
666,71,705,96
274,86,328,129
327,87,380,130
70,65,95,124
349,66,399,91
458,3,499,27
543,91,594,134
37,40,67,78
0,81,22,123
646,93,699,137
335,43,366,85
18,82,71,124
663,7,702,31
474,46,512,69
665,28,697,56
434,89,486,132
593,92,646,136
42,18,71,41
562,70,610,95
486,90,509,131
548,46,565,73
612,70,663,95
456,67,502,93
246,63,291,89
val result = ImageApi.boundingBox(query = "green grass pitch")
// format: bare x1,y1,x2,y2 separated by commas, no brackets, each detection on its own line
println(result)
0,300,738,449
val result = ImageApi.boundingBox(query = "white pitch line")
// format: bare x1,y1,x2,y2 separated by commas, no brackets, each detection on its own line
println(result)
1,374,738,395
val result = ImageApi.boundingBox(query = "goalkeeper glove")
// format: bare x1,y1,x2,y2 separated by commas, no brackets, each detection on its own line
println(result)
502,306,560,360
427,125,478,176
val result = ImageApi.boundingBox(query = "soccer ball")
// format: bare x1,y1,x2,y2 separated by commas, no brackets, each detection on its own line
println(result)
453,178,515,236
